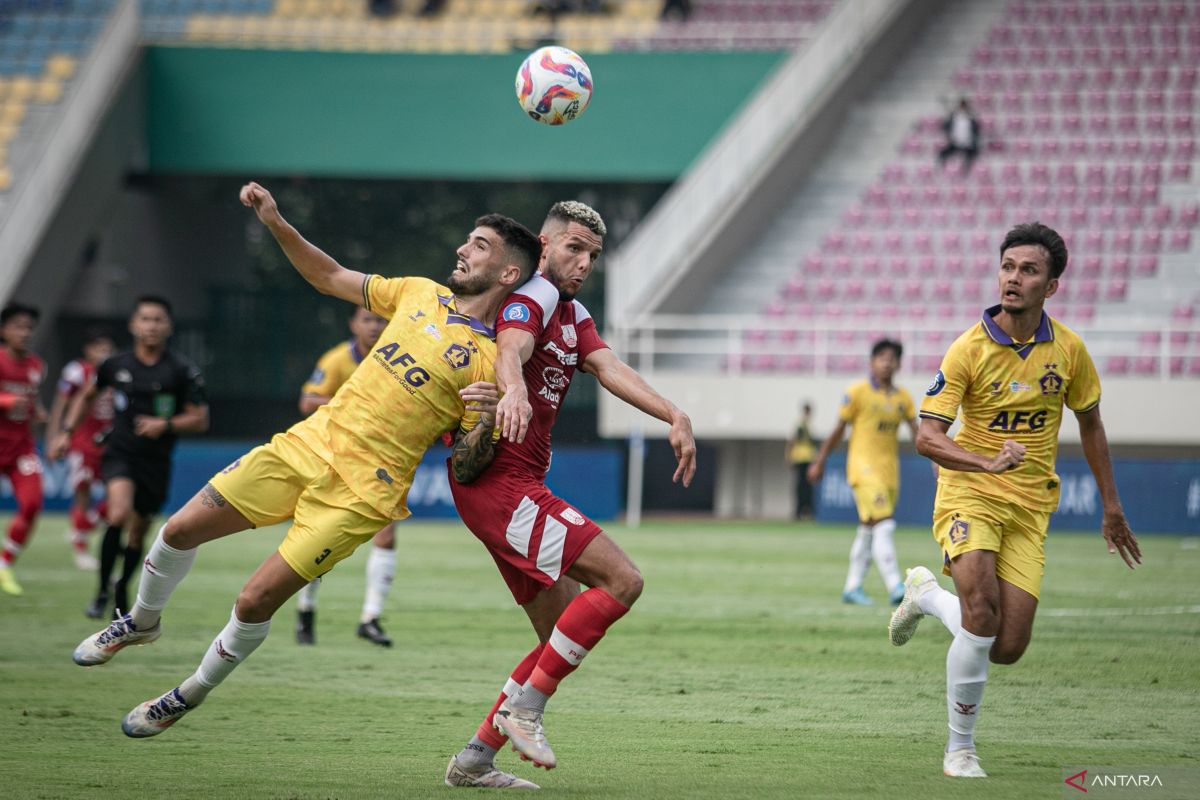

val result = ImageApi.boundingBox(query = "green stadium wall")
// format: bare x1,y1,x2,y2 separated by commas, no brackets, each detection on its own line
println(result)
145,47,786,179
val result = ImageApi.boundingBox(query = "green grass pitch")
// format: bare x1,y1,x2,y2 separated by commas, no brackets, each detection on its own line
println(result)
2,514,1198,799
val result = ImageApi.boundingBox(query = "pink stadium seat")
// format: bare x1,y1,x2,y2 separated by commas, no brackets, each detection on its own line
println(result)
1105,355,1130,375
1131,356,1158,376
1110,256,1132,277
1079,256,1102,277
1169,230,1192,251
1105,279,1128,302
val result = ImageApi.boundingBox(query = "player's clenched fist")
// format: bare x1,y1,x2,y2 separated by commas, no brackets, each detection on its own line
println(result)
240,181,283,228
985,439,1025,473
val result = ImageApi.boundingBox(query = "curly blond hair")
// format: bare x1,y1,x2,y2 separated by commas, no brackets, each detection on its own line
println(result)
544,200,607,238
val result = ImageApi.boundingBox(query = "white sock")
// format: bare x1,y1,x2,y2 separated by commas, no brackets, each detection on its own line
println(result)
361,545,396,623
945,627,995,752
297,578,321,612
843,525,872,592
919,584,963,636
131,527,197,629
179,608,271,705
870,519,901,592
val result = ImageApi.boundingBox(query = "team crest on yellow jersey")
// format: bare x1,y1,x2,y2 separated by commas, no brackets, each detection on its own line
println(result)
1039,363,1063,395
948,515,970,544
443,343,472,370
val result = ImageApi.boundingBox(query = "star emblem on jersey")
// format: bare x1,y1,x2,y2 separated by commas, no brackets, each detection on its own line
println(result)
948,518,969,544
442,343,471,370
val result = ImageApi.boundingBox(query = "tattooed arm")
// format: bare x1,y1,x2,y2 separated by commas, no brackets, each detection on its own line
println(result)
450,415,497,484
450,381,500,484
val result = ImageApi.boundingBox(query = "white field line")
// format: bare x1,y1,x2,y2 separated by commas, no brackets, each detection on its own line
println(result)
1040,605,1200,618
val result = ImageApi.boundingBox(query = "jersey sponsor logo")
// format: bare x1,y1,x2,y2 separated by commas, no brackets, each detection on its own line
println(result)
543,365,567,390
504,303,531,323
1039,363,1063,395
114,391,129,412
442,343,471,370
375,467,394,485
307,368,325,385
28,368,41,384
990,381,1003,396
115,369,132,384
543,340,578,365
16,454,41,476
314,548,332,565
408,309,425,321
987,409,1048,431
926,370,946,396
220,458,242,474
538,385,562,406
424,323,442,341
562,507,584,525
374,343,431,391
561,324,577,348
1008,381,1031,392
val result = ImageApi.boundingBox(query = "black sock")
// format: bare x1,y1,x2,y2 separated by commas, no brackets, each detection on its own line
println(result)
113,543,144,606
97,525,123,597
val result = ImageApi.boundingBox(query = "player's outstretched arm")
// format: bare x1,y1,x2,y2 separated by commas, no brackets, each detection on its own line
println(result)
44,389,71,456
494,327,537,443
582,348,696,487
1075,405,1141,569
239,181,370,306
806,419,847,483
915,417,1026,473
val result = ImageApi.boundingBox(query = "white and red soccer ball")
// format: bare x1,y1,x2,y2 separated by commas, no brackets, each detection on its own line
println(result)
515,46,593,126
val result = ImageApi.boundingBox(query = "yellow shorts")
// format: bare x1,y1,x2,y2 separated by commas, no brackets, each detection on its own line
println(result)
932,485,1051,599
209,433,391,582
851,483,897,523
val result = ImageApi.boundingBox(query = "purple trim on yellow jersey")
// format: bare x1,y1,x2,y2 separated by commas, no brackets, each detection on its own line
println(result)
438,294,496,339
348,339,364,364
361,275,374,311
980,305,1053,360
868,375,900,394
919,410,956,424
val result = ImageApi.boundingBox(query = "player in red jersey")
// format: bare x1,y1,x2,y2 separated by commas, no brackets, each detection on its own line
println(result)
46,329,115,571
0,303,47,596
444,202,697,789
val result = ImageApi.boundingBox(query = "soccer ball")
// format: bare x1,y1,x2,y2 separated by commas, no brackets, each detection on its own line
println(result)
515,46,593,126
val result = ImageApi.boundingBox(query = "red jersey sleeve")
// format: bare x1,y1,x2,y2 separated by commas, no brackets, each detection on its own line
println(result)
576,316,607,362
497,293,544,339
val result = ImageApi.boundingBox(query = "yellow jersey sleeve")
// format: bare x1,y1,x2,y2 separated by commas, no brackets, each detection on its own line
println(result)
301,344,351,398
920,336,973,425
362,275,420,318
838,384,860,424
899,388,917,422
1065,340,1101,413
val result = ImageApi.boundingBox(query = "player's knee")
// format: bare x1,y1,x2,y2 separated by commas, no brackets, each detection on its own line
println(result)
235,584,276,623
990,640,1028,665
161,513,195,549
608,565,643,607
959,593,1000,634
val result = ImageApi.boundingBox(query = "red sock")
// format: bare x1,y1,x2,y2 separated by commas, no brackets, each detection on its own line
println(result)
69,507,94,545
2,473,41,566
475,643,546,748
529,588,629,696
2,512,33,566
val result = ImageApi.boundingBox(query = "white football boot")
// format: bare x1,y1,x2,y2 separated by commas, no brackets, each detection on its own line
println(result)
888,566,938,646
494,701,557,770
122,688,193,737
73,612,161,665
444,755,539,789
943,747,987,778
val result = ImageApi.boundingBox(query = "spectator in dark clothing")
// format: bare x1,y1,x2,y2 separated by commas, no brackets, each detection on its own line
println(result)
937,98,981,173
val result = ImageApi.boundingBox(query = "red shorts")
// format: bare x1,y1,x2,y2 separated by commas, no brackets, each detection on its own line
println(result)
448,461,603,606
67,448,103,492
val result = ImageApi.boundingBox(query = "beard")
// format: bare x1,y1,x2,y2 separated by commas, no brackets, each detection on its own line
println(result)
447,267,492,297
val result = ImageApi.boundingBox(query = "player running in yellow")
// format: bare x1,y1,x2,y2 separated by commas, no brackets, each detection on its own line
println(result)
293,307,400,647
72,182,540,748
808,339,918,605
888,222,1141,778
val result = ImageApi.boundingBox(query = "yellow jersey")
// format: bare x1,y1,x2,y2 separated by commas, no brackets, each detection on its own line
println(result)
301,339,366,399
289,276,497,520
839,379,916,488
920,306,1101,512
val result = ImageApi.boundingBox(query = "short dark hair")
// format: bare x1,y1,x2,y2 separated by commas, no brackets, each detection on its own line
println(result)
475,213,542,282
81,327,112,346
1,302,39,326
1000,222,1068,279
134,295,173,318
871,338,903,359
